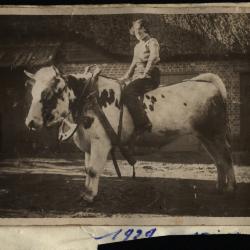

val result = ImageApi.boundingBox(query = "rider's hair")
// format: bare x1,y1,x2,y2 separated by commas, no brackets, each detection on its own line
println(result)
129,19,150,36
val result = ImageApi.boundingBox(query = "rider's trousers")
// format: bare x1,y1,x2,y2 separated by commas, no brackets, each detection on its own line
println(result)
122,67,160,131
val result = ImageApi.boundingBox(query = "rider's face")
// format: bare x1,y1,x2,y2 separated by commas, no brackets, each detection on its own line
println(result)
133,23,146,41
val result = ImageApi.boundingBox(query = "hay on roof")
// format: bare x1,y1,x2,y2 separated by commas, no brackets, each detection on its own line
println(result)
0,42,60,68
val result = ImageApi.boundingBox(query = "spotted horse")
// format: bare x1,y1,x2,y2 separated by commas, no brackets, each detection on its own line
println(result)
25,65,236,202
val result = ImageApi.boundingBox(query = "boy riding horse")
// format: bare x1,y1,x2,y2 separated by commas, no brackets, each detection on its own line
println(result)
120,19,160,136
60,19,160,141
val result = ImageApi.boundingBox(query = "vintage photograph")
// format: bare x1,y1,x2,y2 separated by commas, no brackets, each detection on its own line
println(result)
0,5,250,224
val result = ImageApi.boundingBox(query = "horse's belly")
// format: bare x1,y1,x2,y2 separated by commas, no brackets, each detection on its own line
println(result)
135,130,182,147
146,99,193,133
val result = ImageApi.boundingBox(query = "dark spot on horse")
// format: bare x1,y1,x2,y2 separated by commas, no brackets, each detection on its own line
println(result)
98,89,115,108
161,94,165,98
184,102,187,106
88,167,97,178
81,116,94,129
192,94,226,138
115,99,121,109
151,96,157,103
66,75,87,99
98,89,108,108
149,104,154,111
40,87,59,124
108,89,115,103
143,103,147,110
146,95,150,99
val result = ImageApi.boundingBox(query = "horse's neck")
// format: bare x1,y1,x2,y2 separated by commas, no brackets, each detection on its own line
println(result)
66,74,87,100
96,75,122,99
66,75,122,115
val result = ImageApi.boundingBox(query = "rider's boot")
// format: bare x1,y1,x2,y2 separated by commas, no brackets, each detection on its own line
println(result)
128,98,152,138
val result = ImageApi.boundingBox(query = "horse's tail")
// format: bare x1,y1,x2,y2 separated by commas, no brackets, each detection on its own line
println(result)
191,73,227,100
209,74,232,151
191,73,231,148
207,73,231,149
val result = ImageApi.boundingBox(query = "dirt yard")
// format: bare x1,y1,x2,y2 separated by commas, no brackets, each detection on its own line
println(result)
0,157,250,217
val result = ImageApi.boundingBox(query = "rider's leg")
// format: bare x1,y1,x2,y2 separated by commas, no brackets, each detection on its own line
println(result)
123,78,155,133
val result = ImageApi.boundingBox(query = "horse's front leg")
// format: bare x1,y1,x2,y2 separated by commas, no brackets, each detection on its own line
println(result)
84,152,90,192
83,138,111,202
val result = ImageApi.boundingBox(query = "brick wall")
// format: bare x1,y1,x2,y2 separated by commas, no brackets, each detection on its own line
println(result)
60,59,250,150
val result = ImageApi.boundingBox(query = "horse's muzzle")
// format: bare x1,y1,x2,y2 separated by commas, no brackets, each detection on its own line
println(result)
27,120,39,131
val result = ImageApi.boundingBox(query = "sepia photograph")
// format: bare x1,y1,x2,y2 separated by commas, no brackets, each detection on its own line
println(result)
0,5,250,225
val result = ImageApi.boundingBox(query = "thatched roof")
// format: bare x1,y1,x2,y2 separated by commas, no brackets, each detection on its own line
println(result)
163,14,250,57
0,14,250,62
62,14,250,60
0,41,60,67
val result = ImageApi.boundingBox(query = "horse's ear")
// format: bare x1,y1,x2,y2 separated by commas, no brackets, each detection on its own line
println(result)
92,65,102,77
25,79,35,87
24,70,35,79
52,65,61,76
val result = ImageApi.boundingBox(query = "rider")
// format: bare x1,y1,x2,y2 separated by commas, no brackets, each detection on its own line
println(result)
120,19,161,135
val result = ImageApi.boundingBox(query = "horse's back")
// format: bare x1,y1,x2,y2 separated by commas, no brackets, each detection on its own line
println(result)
148,78,219,106
144,75,225,133
156,73,225,97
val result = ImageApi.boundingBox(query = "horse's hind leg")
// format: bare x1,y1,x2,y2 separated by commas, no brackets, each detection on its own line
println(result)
215,138,236,192
198,135,236,193
198,136,226,192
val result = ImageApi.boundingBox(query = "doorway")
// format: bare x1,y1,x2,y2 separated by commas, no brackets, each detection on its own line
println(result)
240,73,250,151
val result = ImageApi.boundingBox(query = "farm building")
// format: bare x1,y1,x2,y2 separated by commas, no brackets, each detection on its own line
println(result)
1,14,250,159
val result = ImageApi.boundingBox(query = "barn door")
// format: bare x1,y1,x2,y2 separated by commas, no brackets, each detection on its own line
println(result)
240,73,250,151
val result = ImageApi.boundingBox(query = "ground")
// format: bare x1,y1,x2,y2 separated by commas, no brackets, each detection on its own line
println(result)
0,155,250,218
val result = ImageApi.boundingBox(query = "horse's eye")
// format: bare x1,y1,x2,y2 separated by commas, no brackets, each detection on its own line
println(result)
41,89,53,101
54,78,60,84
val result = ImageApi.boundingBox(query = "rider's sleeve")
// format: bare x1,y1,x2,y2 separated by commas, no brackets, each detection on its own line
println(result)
148,38,160,64
144,38,160,75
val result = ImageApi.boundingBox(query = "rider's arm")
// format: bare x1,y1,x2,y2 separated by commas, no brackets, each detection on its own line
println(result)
120,46,138,80
143,38,160,77
124,57,136,79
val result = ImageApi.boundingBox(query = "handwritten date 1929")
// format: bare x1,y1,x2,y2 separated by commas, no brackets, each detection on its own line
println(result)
94,227,157,241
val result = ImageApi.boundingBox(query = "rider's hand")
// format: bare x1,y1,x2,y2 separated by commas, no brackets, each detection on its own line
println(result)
137,73,147,79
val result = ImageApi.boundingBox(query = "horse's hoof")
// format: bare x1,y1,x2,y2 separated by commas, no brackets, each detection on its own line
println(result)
216,184,225,194
223,183,237,193
216,183,236,198
82,193,94,203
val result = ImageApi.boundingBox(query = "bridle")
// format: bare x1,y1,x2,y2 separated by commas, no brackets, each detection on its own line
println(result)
57,65,100,142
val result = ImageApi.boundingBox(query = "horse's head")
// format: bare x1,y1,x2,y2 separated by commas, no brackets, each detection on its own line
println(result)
25,65,74,130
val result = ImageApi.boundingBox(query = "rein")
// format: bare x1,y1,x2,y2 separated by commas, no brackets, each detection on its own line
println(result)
59,67,136,178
